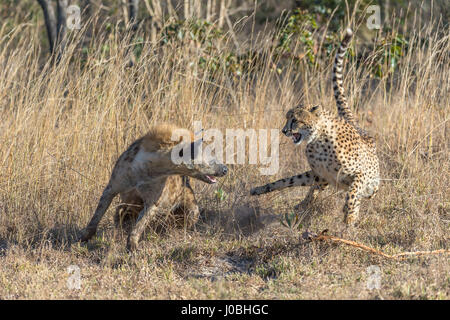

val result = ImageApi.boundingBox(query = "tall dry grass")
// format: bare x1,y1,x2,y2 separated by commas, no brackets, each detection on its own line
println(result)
0,7,448,299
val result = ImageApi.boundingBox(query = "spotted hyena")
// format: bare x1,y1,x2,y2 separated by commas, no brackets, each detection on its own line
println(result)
79,123,228,251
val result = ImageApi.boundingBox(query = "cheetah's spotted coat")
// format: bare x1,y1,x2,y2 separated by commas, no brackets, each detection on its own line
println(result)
251,28,380,225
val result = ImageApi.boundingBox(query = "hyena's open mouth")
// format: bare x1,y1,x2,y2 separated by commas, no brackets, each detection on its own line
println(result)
206,175,217,184
195,173,218,184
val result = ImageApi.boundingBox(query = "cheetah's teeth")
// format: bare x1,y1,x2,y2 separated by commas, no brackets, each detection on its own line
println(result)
292,133,302,143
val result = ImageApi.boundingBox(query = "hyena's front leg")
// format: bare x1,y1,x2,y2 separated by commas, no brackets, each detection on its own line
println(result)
127,184,163,251
79,184,118,242
250,170,320,196
127,203,159,251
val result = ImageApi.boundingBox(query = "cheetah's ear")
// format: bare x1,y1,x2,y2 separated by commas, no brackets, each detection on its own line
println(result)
309,105,322,113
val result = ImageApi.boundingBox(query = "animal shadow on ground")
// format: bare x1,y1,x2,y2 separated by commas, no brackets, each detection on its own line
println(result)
197,204,280,237
181,203,331,281
0,222,83,256
0,238,8,257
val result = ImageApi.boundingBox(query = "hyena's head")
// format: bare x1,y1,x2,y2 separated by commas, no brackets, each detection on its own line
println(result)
170,138,228,184
140,124,227,184
282,104,323,145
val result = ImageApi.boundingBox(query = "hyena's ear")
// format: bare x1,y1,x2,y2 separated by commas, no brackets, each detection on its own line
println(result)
189,138,203,160
177,138,202,161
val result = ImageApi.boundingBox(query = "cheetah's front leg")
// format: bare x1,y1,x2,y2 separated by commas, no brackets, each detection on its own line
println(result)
294,182,328,211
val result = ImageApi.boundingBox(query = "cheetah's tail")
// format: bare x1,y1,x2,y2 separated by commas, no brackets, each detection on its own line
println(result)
332,28,356,126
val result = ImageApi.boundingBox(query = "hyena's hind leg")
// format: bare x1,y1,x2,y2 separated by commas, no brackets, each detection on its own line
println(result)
250,170,323,196
79,184,118,242
171,186,200,230
114,190,143,233
159,177,200,232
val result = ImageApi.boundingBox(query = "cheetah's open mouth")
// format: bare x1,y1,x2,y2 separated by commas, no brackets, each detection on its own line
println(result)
292,132,302,144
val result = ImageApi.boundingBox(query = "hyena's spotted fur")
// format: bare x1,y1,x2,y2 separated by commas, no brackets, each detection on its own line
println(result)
251,28,380,225
79,123,228,251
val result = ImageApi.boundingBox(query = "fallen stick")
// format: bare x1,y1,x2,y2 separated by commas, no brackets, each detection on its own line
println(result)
303,229,450,260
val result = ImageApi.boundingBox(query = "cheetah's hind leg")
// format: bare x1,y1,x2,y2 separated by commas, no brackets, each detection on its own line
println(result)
294,183,328,223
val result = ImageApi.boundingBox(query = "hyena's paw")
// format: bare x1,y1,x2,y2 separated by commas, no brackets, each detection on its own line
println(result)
126,235,139,252
78,227,96,243
250,184,272,196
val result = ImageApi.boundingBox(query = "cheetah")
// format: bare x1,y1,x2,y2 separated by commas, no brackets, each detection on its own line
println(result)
79,123,228,251
250,28,380,225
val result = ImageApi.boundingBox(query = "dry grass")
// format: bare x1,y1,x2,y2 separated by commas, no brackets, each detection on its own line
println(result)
0,9,449,299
